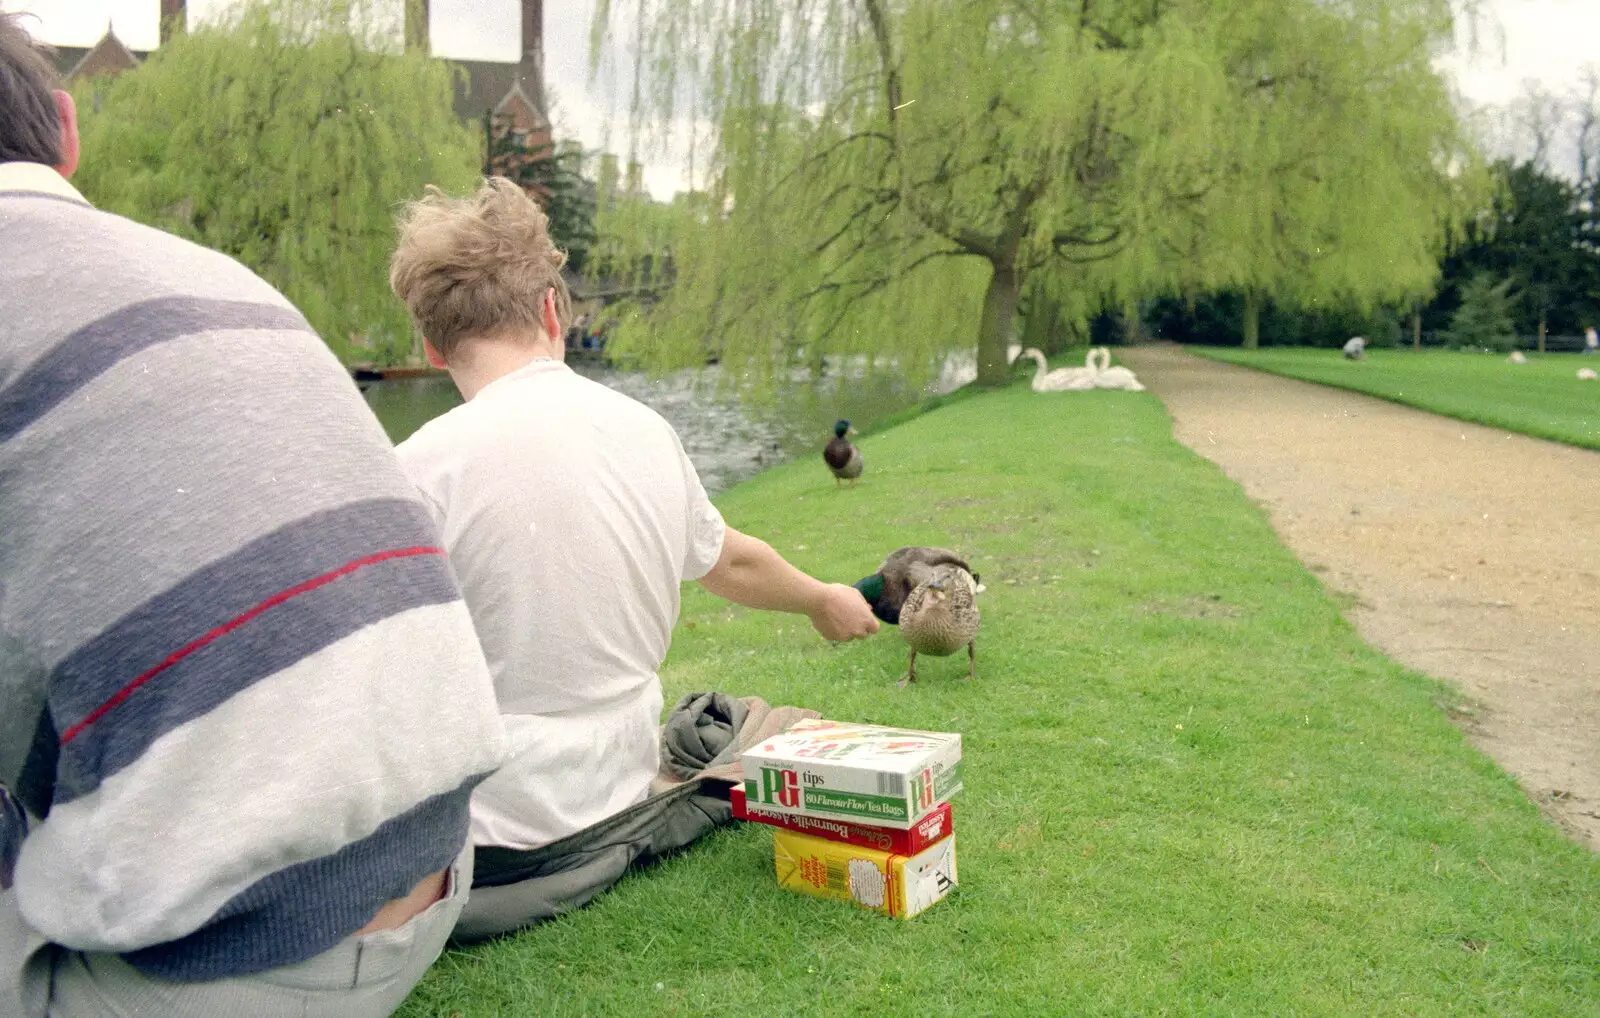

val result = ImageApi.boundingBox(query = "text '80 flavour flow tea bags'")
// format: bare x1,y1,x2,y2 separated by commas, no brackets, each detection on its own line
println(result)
740,720,962,829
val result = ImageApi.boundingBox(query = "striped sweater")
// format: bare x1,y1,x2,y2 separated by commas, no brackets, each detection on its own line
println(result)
0,163,507,980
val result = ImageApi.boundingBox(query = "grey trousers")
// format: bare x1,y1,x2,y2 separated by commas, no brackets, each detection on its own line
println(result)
455,778,732,943
0,850,470,1018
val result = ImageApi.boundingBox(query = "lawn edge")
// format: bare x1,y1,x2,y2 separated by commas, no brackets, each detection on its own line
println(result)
1188,345,1600,453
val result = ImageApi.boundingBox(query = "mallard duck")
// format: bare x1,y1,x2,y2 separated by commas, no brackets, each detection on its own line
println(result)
853,546,976,625
823,419,863,487
898,563,981,685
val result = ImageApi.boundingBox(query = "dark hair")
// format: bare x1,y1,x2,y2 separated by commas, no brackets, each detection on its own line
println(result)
0,13,64,166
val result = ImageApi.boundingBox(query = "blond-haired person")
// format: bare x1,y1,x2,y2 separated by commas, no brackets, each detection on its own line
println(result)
389,178,878,934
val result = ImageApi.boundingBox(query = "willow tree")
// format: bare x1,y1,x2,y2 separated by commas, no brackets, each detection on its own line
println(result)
1128,2,1487,349
594,0,1481,384
70,0,479,364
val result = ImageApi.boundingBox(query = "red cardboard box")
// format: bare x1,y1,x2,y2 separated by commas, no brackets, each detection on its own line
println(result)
732,784,953,856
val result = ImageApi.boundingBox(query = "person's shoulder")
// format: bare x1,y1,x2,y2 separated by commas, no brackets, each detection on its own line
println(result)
107,209,296,306
2,194,304,318
565,371,677,431
395,399,484,469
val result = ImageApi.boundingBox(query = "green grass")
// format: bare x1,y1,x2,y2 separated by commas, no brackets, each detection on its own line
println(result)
399,378,1599,1018
1196,346,1600,450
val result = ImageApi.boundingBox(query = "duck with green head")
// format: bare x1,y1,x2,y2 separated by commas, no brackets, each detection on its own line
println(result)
823,419,863,487
853,546,975,624
853,547,983,683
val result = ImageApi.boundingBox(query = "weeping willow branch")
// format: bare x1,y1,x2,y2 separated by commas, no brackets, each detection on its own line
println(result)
593,0,1488,391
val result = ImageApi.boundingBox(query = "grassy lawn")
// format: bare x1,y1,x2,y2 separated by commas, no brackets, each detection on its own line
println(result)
1197,346,1600,450
399,378,1599,1017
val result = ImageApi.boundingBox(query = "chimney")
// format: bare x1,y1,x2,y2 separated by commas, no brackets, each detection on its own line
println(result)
404,0,430,53
158,0,184,46
519,0,546,121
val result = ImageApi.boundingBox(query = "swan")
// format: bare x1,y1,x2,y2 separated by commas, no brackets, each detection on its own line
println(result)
1090,348,1146,391
1021,348,1099,391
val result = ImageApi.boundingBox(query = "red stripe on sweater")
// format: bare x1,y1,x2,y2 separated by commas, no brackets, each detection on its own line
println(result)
59,546,446,745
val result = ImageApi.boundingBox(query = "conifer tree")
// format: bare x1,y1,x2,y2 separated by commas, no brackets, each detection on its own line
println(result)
1445,273,1518,351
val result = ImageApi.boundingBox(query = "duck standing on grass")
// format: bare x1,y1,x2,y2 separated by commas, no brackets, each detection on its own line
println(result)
824,419,863,487
853,546,975,624
853,547,982,684
898,563,981,685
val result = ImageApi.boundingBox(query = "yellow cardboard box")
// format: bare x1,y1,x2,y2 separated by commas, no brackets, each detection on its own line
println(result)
772,827,957,919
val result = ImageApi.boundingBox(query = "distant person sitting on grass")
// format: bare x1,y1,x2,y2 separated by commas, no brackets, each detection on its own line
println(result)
0,15,506,1018
1343,336,1368,360
387,178,880,936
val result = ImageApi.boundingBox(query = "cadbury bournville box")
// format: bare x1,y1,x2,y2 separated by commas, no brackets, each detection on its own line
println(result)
732,783,954,855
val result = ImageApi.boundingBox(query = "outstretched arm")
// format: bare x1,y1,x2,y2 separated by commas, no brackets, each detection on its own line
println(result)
698,528,880,641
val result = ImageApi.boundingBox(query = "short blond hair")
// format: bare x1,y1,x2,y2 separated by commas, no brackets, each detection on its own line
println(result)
389,177,572,360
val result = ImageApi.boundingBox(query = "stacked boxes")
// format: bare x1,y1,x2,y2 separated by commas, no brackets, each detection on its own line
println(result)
736,719,961,918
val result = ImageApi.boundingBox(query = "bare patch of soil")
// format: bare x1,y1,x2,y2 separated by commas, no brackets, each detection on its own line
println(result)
1122,344,1600,849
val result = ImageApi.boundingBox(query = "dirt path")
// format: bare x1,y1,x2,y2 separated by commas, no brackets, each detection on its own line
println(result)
1119,344,1600,849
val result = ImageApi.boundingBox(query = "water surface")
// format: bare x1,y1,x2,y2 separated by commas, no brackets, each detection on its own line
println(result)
363,356,975,494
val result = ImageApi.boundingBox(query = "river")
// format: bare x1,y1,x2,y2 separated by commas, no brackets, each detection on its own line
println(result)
362,354,982,495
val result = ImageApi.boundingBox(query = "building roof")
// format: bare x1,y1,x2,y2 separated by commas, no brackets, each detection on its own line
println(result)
46,32,547,131
493,80,549,133
59,30,144,82
50,46,91,77
452,59,520,124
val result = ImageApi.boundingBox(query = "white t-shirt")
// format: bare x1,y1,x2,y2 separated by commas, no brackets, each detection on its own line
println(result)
396,359,727,849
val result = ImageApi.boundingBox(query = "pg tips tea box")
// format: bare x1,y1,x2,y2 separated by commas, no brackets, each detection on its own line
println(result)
772,827,958,919
740,719,962,829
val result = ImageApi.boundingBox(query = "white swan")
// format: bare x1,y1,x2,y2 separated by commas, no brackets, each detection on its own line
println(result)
1090,348,1146,391
1021,348,1099,391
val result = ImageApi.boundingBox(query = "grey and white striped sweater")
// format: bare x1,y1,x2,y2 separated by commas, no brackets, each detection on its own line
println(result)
0,163,506,980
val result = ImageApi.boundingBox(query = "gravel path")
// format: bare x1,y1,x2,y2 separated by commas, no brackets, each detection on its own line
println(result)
1120,343,1600,849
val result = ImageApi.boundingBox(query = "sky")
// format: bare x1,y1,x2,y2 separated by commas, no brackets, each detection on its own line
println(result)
7,0,1600,197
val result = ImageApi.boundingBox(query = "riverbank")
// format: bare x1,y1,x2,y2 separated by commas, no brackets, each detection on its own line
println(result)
398,369,1598,1017
362,356,976,495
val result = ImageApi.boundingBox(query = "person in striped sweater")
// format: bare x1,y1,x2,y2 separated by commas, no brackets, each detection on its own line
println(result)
0,16,506,1017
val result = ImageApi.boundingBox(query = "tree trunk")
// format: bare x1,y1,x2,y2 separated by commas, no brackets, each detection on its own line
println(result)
976,262,1020,386
1242,291,1261,349
1539,312,1547,354
1123,303,1144,345
1412,310,1421,351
